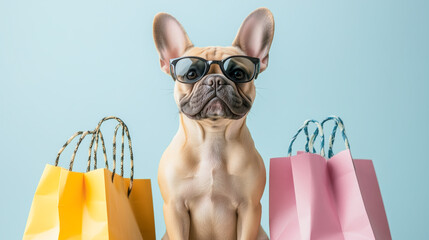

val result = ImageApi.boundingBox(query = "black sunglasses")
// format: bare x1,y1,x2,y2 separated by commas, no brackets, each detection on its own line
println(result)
169,55,260,84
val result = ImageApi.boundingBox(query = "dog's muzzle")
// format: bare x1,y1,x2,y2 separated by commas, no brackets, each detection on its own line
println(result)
179,74,252,120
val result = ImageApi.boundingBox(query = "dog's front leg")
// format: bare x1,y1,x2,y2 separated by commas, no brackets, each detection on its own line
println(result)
237,202,262,240
163,200,190,240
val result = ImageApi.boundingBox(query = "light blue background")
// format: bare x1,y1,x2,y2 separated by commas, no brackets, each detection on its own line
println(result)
1,0,428,239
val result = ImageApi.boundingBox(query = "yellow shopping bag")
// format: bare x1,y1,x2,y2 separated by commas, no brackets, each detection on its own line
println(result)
23,117,156,240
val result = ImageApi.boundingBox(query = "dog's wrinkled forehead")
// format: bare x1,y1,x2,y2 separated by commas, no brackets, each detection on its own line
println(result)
183,46,245,59
183,46,245,74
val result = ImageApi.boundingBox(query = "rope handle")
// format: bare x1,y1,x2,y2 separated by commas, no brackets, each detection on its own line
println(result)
112,123,125,179
88,116,134,196
287,119,325,157
55,130,108,171
309,116,350,158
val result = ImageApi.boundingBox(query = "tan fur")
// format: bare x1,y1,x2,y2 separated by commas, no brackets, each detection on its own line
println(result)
154,8,274,240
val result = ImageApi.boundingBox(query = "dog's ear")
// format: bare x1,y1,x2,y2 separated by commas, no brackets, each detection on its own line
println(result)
233,8,274,72
153,13,193,74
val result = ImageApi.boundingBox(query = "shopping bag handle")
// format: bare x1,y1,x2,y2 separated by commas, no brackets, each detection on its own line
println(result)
112,123,125,179
310,116,350,158
89,116,135,196
55,130,108,171
110,122,132,184
287,119,325,157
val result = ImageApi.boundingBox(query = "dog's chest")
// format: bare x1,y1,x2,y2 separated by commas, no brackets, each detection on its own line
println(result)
184,142,242,209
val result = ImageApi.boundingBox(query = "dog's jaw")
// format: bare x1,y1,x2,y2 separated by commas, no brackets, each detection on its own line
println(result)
178,76,254,121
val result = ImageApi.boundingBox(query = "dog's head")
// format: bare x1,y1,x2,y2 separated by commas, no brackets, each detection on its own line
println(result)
153,8,274,121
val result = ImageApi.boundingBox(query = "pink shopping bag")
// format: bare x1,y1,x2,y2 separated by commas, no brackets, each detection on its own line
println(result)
269,117,391,240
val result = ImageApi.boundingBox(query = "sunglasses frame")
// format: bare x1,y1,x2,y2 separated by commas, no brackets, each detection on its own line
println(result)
169,55,260,84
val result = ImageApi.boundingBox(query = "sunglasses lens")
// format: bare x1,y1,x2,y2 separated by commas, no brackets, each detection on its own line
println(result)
223,57,256,82
174,58,206,83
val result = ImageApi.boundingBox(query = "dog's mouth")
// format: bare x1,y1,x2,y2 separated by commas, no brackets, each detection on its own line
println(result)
179,85,252,120
200,97,232,119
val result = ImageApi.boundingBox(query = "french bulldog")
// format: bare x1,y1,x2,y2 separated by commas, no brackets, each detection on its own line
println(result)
153,7,274,240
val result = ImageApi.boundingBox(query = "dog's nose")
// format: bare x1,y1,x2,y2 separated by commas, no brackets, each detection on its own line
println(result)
202,75,227,89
